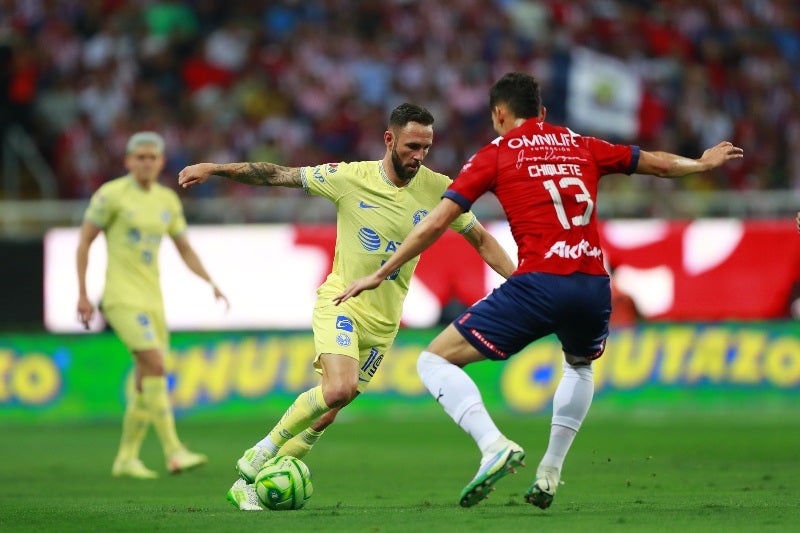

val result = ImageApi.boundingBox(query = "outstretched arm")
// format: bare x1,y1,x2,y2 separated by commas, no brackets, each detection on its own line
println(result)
172,234,230,310
333,199,463,305
637,141,743,178
461,221,516,279
178,162,303,189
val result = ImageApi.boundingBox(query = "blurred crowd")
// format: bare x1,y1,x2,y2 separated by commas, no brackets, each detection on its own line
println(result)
1,0,798,210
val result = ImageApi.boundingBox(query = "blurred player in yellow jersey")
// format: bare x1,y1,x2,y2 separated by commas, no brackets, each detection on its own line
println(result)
178,103,516,510
76,131,229,479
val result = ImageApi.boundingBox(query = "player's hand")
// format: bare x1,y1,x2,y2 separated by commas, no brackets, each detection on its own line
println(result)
796,211,800,234
700,141,743,168
212,284,230,312
333,273,385,305
178,163,216,189
77,296,94,330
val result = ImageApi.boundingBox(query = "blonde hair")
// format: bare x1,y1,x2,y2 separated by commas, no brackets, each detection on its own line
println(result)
126,131,165,154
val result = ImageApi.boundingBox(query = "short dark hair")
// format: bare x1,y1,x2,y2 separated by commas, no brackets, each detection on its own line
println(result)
489,72,541,119
389,103,435,128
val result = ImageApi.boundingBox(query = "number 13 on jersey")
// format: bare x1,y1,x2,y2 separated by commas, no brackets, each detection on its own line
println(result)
543,178,594,230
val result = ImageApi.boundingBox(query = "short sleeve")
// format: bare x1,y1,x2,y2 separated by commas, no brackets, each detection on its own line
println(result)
448,209,477,234
83,185,115,228
583,136,637,175
300,161,352,203
447,143,499,210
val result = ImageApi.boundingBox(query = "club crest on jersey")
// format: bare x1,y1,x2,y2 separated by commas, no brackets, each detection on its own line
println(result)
412,209,428,225
335,315,353,332
336,333,351,347
358,227,381,251
326,163,339,173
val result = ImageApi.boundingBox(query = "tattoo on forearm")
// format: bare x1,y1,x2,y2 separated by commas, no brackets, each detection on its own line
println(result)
214,163,301,188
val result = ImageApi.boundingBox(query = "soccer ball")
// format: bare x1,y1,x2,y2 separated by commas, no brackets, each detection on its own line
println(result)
254,455,313,510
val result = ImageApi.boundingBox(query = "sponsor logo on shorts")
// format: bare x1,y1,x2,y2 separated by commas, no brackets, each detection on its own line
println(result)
336,333,351,347
336,316,353,332
358,227,381,251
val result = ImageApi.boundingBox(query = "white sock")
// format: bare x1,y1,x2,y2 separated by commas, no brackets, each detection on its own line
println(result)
417,351,501,454
255,436,279,456
540,361,594,471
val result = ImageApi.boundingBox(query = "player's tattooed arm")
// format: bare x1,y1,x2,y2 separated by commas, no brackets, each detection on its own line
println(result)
178,162,303,189
213,163,303,188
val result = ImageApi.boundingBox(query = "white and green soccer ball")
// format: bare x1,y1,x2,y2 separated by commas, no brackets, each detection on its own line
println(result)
254,455,313,510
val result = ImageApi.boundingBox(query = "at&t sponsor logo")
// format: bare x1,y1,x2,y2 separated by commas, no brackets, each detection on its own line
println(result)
358,227,381,251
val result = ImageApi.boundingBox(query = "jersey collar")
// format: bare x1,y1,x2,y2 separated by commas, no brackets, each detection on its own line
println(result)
379,160,415,188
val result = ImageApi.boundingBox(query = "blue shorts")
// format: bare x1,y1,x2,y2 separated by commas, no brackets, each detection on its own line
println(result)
453,272,611,361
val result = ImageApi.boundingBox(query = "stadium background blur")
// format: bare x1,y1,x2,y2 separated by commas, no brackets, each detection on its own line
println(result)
1,3,799,529
1,0,799,435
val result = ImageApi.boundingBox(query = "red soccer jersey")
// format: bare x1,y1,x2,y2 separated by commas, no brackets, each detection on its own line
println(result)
444,118,639,276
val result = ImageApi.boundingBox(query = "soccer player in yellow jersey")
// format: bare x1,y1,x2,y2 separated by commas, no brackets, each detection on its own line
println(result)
178,103,516,510
76,131,228,480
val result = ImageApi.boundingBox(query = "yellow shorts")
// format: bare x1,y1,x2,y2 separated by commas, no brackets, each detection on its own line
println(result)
102,305,169,352
311,301,394,393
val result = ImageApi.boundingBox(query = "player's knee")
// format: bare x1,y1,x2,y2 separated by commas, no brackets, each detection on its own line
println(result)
322,381,358,408
136,359,165,375
134,349,165,375
564,341,606,366
564,353,590,366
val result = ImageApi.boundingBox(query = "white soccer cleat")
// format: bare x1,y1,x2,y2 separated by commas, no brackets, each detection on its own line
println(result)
166,446,208,474
459,438,525,507
226,478,262,511
525,465,561,509
236,446,270,483
112,458,159,479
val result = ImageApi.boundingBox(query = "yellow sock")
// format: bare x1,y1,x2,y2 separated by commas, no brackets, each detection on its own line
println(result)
279,428,325,459
266,387,329,451
116,389,150,462
141,376,182,456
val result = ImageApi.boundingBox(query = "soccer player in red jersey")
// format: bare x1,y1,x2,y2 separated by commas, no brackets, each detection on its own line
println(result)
335,72,743,509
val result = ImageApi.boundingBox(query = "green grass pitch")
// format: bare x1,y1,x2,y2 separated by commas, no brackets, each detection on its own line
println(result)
1,408,798,532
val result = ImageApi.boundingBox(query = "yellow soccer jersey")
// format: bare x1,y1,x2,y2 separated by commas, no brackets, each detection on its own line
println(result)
301,160,477,335
84,175,186,310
